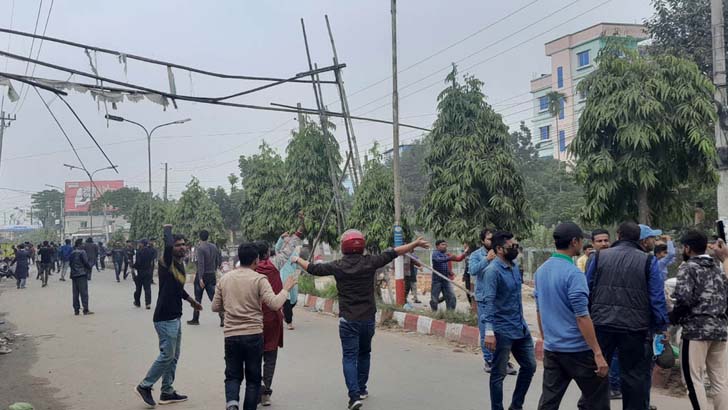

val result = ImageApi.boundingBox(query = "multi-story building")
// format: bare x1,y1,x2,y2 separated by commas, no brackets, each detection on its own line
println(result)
530,23,648,159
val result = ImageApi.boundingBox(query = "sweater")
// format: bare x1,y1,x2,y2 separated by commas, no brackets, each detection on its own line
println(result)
212,267,288,337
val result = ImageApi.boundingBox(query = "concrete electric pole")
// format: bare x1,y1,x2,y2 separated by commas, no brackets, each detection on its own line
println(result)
712,0,728,224
0,111,17,173
391,0,406,306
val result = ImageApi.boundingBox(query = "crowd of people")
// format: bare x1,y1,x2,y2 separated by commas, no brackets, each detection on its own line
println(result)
5,215,728,410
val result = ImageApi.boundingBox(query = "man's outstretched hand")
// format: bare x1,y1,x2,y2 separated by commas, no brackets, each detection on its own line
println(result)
189,299,203,311
414,237,430,249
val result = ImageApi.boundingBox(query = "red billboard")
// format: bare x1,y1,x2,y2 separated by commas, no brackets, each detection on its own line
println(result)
64,180,124,212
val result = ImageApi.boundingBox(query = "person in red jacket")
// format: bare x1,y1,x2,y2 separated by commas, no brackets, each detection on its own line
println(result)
252,230,302,407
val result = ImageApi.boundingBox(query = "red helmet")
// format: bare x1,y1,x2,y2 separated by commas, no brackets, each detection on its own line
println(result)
341,229,366,254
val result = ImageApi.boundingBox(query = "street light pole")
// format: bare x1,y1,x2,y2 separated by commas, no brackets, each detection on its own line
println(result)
105,115,190,219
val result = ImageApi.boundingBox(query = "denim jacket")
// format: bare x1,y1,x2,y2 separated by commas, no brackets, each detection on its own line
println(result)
469,247,491,302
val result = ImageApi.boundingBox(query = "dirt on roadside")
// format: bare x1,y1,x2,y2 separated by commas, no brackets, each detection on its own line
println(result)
0,313,66,410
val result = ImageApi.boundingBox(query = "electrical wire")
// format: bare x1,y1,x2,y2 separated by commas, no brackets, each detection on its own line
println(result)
13,0,54,114
0,0,16,113
11,0,44,114
32,85,88,172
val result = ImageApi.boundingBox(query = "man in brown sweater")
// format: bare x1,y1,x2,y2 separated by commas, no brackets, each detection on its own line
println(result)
212,242,297,410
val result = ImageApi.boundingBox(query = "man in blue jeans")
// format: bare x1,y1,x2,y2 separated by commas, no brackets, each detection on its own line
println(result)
483,231,536,410
430,240,467,311
293,230,429,410
469,228,516,375
136,225,202,408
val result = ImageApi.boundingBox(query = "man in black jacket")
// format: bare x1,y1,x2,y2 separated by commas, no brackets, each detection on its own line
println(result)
70,238,93,316
135,225,202,408
83,237,99,280
112,244,125,282
123,240,135,280
292,230,429,410
133,239,156,309
38,241,54,288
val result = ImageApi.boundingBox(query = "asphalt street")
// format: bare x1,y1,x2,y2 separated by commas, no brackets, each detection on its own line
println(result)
0,268,688,410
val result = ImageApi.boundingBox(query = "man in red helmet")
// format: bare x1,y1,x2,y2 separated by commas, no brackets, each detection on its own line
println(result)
292,230,429,410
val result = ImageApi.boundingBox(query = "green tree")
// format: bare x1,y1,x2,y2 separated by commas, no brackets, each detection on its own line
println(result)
173,177,226,245
571,39,717,225
284,117,344,246
238,142,289,243
349,145,412,253
645,0,720,75
418,66,531,241
399,139,429,215
508,122,584,227
545,91,567,160
207,186,241,244
129,199,174,241
91,187,146,216
31,189,64,229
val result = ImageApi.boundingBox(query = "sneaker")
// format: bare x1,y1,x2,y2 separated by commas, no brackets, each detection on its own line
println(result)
159,390,188,405
348,399,363,410
83,311,94,315
261,394,271,406
187,320,199,326
609,390,622,400
226,406,239,410
360,391,369,400
287,323,295,330
135,385,156,408
484,361,492,373
506,362,518,376
42,283,47,288
74,311,79,316
146,305,151,310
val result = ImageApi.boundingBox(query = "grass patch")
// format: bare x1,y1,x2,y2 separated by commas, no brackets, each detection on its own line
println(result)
377,302,478,327
299,274,338,300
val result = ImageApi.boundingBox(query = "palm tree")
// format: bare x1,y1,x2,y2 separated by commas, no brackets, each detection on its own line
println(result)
545,91,567,160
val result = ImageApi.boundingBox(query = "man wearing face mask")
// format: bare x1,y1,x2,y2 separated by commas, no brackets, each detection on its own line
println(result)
470,228,516,375
482,231,536,410
586,222,668,410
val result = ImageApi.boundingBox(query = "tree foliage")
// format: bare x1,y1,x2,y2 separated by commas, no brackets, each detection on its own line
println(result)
418,66,531,241
348,145,412,253
508,122,584,227
207,186,241,242
284,117,344,246
129,199,174,241
238,142,289,243
645,0,720,75
91,186,147,216
571,39,718,225
31,189,63,229
173,177,226,245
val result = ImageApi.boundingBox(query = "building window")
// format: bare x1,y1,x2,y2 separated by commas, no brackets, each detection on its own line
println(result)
80,221,88,228
539,126,550,141
559,130,566,152
559,98,565,120
539,96,549,112
577,50,590,67
557,66,564,88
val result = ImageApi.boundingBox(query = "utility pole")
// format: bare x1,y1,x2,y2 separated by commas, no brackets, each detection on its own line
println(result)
162,162,169,202
297,102,304,130
712,0,728,222
0,111,17,172
391,0,405,306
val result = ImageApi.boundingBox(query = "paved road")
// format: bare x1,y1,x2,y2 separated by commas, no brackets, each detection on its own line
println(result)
0,269,688,410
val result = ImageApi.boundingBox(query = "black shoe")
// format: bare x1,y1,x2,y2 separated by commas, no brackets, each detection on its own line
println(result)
609,390,622,400
83,311,94,315
484,361,492,373
187,320,199,326
42,283,47,288
135,385,156,408
146,305,151,310
74,311,79,316
134,302,141,308
348,399,363,410
159,390,187,405
360,390,369,400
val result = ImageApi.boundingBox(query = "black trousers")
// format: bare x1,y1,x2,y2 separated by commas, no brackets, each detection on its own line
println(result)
261,350,278,395
283,300,296,324
40,263,52,286
192,276,222,323
225,334,263,410
123,258,132,279
596,327,652,410
463,273,472,304
72,276,89,313
538,350,609,410
99,256,106,270
113,258,123,280
134,274,153,306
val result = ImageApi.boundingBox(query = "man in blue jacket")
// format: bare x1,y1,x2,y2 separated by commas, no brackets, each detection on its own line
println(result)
483,231,536,410
59,239,73,282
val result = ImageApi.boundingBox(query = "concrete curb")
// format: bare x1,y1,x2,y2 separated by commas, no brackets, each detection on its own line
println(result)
300,293,544,361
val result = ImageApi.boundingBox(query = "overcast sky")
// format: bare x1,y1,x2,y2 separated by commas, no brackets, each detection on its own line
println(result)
0,0,654,220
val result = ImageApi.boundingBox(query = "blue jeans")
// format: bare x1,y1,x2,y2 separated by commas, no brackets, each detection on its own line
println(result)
490,333,537,410
430,279,456,311
609,351,621,392
477,302,494,364
140,319,182,394
339,318,375,401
